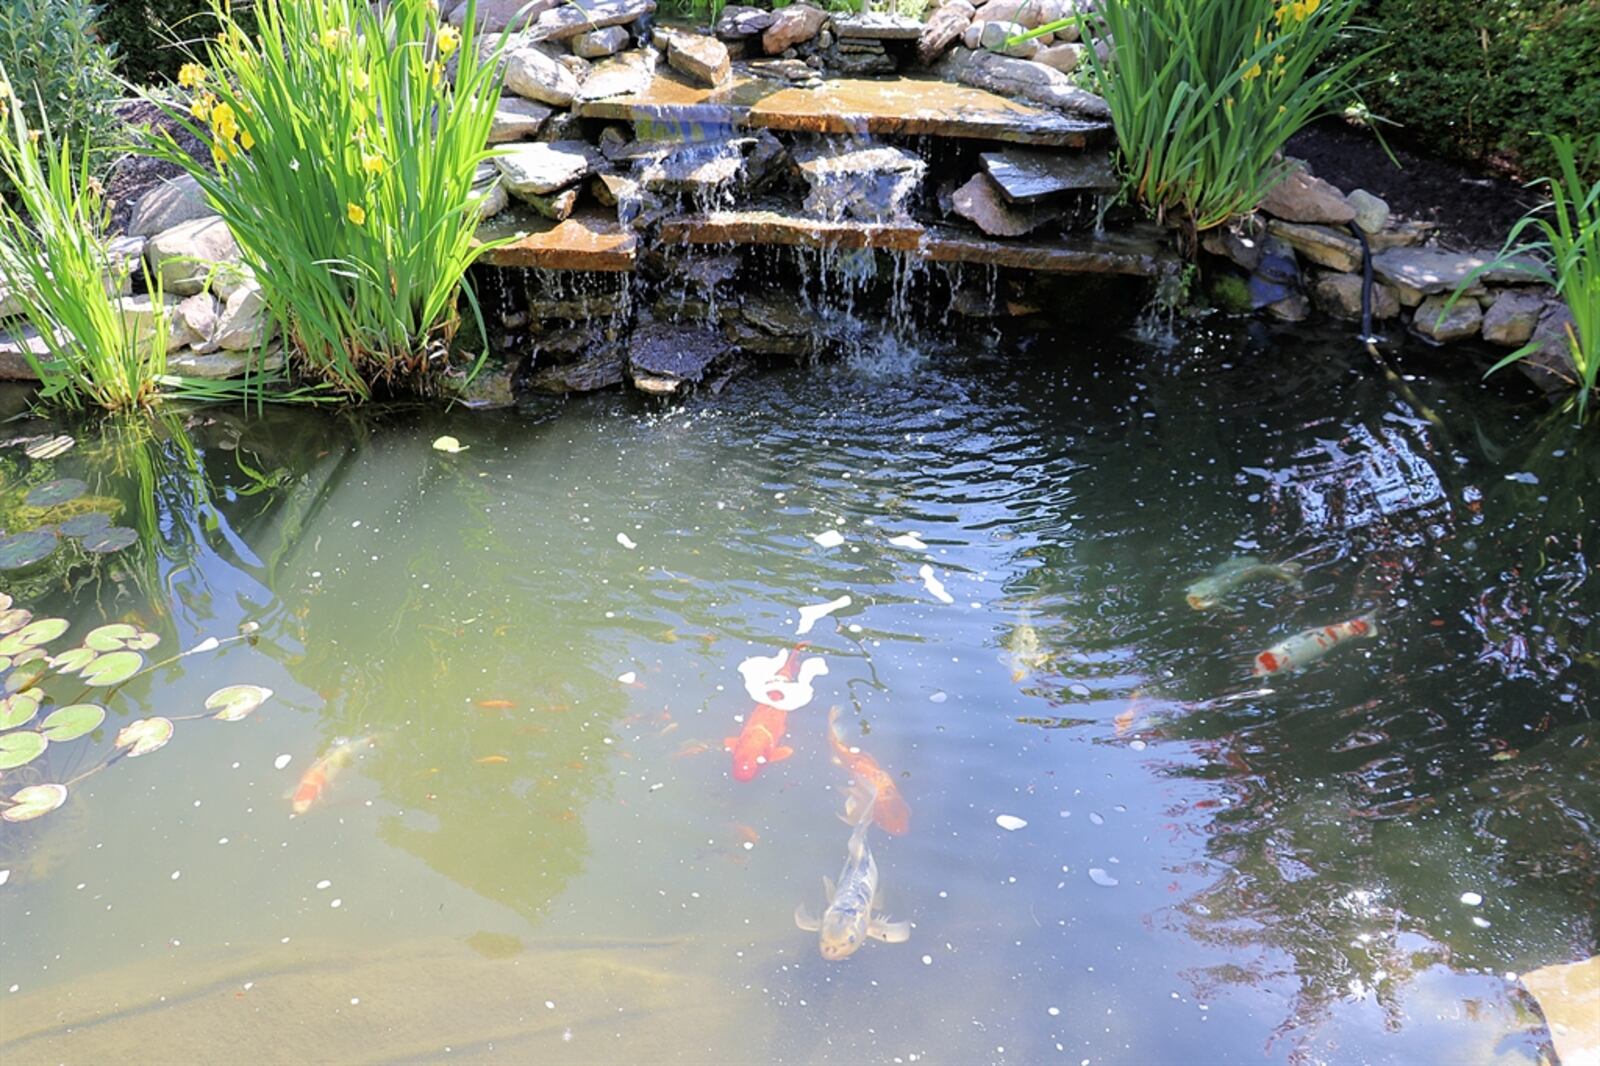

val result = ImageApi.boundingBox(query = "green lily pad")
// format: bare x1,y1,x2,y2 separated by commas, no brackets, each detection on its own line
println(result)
206,684,274,722
39,703,106,742
0,530,57,570
2,660,48,694
0,608,31,635
115,716,173,756
9,617,68,649
59,512,113,538
80,650,142,687
127,630,160,651
0,691,41,730
2,782,67,821
85,623,138,652
0,730,46,770
50,646,99,675
80,527,138,554
23,434,74,460
23,478,87,508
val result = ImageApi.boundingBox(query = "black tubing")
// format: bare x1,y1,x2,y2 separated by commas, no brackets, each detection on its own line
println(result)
1347,221,1379,353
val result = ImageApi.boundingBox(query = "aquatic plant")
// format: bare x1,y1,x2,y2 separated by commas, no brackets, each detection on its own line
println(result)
1445,134,1600,420
1035,0,1377,245
0,465,139,576
139,0,512,399
0,597,271,824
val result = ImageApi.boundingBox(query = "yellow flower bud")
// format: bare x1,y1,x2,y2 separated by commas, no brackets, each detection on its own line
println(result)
363,152,384,175
178,63,206,88
437,25,461,57
347,202,366,226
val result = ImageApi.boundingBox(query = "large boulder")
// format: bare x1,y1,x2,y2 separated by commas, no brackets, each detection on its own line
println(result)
1259,166,1356,226
144,216,242,296
933,47,1110,120
667,32,731,87
762,4,828,54
495,141,600,196
504,40,580,105
127,174,216,238
447,0,563,32
525,0,657,42
1481,289,1545,346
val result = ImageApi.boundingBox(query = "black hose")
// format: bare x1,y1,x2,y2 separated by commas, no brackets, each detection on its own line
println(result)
1348,221,1380,354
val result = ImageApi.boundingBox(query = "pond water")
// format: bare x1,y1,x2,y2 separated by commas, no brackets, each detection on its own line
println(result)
0,317,1594,1064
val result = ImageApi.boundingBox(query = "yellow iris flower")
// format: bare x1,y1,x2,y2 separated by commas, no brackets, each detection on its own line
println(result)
347,202,366,226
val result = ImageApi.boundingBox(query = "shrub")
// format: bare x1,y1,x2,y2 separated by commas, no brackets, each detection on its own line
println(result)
1343,0,1600,185
98,0,259,86
1064,0,1379,244
140,0,509,399
0,0,121,171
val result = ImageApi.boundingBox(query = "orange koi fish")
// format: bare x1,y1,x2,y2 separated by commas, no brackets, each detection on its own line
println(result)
291,735,377,815
724,647,806,782
826,707,911,836
475,699,516,710
1252,614,1378,677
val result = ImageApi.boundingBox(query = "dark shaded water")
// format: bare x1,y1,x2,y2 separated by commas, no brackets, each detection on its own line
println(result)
0,317,1594,1063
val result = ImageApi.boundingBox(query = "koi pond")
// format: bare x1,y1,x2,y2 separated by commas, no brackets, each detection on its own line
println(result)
0,318,1594,1064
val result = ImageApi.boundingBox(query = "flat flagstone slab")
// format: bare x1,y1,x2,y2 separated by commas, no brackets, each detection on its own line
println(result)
575,69,1107,147
474,208,638,271
659,210,926,251
979,148,1118,203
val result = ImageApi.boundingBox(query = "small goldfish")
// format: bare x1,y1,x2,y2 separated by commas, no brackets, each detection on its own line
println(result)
290,734,378,815
795,782,909,960
475,754,510,765
826,706,910,835
1252,614,1378,677
1186,557,1303,610
475,699,516,709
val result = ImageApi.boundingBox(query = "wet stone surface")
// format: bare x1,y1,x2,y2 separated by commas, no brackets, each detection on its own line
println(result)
793,142,926,221
979,148,1118,204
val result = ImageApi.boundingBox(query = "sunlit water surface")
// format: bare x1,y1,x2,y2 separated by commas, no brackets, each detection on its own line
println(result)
0,320,1595,1064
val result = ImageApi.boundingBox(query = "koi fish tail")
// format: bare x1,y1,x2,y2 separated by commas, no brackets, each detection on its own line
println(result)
840,779,879,829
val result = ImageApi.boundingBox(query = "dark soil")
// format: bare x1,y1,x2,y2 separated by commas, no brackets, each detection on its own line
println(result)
104,98,213,234
1287,118,1543,251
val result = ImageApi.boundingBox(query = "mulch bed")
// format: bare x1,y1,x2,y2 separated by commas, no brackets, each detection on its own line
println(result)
104,98,213,234
1287,117,1543,251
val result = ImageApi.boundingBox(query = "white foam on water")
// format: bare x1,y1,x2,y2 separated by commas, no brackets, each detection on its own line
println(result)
889,532,928,551
616,533,637,550
919,565,954,604
796,595,851,635
812,530,845,548
617,671,637,685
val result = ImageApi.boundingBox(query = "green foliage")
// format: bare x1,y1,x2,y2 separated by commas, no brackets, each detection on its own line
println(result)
1343,0,1600,184
1076,0,1379,238
139,0,510,399
0,0,121,173
1448,135,1600,419
98,0,259,85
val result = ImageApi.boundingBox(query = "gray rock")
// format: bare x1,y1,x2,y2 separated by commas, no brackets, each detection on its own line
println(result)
1265,219,1363,273
504,40,580,105
1033,41,1083,73
762,4,828,54
1481,288,1545,346
474,169,511,221
1372,247,1541,302
0,323,52,380
145,216,242,296
980,148,1115,203
536,110,587,143
1412,293,1482,344
576,49,656,101
214,283,275,351
962,21,984,49
525,0,657,42
832,13,924,39
1519,302,1580,392
978,20,1038,58
794,142,926,221
448,0,562,32
628,322,730,393
591,171,639,207
527,343,626,392
952,171,1060,236
496,140,600,196
715,5,773,37
488,95,554,143
1201,219,1266,272
817,29,834,49
127,174,216,238
571,25,631,58
1345,188,1389,235
169,346,283,379
557,53,593,81
174,293,221,353
917,2,973,65
523,186,581,220
1265,291,1310,322
667,33,731,87
1311,271,1399,321
111,294,186,353
934,47,1111,120
1259,166,1355,226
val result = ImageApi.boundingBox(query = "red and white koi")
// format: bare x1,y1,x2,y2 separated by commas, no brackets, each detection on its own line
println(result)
1252,615,1378,677
290,734,379,815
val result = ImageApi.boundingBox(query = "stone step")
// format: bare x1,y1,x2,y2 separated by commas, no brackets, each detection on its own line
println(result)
474,208,638,271
658,209,1175,276
574,69,1107,148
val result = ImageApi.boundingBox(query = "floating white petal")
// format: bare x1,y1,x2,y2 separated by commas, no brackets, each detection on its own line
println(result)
995,815,1028,831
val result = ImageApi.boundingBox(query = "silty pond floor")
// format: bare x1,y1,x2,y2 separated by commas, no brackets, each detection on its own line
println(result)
0,318,1594,1064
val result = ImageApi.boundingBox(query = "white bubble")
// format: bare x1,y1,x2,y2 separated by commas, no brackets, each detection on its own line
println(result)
995,815,1028,832
1459,891,1483,907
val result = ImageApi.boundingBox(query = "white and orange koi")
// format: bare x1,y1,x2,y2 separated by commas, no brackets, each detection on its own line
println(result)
1251,615,1378,677
290,734,379,815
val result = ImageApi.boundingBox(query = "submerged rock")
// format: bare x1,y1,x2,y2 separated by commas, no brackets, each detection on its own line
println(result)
496,141,601,196
526,343,627,392
762,4,828,54
794,142,926,221
951,172,1059,236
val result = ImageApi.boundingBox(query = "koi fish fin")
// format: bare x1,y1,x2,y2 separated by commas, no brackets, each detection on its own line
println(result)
794,903,821,932
823,875,836,901
868,917,910,944
770,745,794,763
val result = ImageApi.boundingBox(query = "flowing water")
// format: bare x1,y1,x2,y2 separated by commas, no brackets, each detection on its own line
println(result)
0,318,1595,1064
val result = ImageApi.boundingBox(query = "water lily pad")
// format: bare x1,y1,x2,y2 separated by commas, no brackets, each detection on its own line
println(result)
80,526,138,554
23,434,74,460
432,435,469,453
2,782,66,821
80,650,143,687
206,684,273,722
0,530,57,570
50,646,98,675
115,716,173,756
0,608,31,635
23,478,87,508
59,512,113,538
39,703,106,742
3,660,47,694
0,691,41,730
0,730,46,770
85,623,138,652
8,617,68,649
